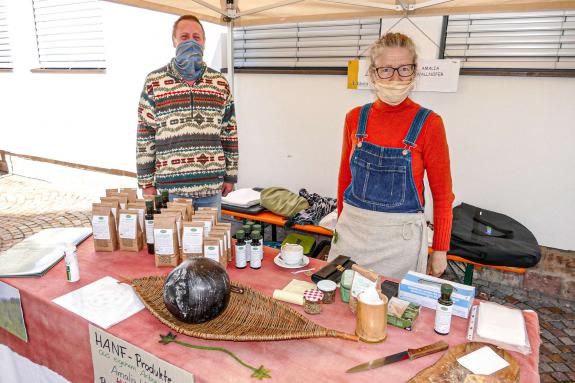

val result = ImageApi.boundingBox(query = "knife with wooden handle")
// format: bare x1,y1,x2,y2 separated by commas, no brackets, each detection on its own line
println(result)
346,341,449,373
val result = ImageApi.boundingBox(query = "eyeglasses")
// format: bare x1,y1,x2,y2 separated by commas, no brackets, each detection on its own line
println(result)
374,64,416,80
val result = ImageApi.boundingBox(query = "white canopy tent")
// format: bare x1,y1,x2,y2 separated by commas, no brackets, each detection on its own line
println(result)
105,0,575,88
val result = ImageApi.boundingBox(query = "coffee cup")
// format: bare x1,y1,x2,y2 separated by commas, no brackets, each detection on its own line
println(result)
280,243,304,265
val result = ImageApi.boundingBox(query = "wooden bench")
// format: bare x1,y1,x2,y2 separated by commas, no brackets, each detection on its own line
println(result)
221,209,333,241
445,254,526,286
222,208,527,286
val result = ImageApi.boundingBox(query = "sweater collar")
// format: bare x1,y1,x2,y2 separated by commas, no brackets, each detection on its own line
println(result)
372,97,415,112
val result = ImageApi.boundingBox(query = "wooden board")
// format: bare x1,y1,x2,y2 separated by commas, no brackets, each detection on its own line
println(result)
408,342,519,383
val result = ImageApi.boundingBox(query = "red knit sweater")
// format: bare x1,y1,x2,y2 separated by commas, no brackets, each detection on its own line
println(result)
337,98,455,251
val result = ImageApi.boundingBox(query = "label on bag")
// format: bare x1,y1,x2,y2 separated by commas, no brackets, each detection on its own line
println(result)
145,220,155,244
118,214,137,239
204,245,220,262
154,229,174,255
183,227,203,253
351,273,376,298
92,215,111,240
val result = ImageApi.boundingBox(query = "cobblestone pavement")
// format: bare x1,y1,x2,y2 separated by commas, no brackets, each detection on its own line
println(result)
1,172,574,381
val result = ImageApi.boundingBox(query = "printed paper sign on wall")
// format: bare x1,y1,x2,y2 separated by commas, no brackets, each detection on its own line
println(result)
414,59,461,92
348,59,461,93
347,59,371,90
89,324,194,383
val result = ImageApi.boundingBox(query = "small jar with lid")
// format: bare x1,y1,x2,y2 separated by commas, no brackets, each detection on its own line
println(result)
316,280,337,304
303,289,324,315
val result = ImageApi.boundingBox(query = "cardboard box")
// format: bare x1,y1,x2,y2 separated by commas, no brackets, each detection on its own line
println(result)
398,271,475,319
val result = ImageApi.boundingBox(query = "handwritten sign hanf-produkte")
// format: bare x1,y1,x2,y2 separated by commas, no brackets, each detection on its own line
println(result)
89,324,194,383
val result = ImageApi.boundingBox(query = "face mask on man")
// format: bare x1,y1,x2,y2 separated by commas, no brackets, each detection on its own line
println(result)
373,79,415,106
174,39,204,80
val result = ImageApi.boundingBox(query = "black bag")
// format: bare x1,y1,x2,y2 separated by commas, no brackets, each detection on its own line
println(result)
311,255,356,284
449,203,541,267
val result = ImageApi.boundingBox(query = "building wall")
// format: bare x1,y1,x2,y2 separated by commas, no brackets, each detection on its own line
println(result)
1,3,573,249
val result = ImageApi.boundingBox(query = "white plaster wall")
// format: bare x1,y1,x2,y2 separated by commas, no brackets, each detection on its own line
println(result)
1,5,574,250
1,2,225,169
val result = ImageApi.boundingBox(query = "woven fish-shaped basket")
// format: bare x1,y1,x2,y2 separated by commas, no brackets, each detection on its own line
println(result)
132,276,358,342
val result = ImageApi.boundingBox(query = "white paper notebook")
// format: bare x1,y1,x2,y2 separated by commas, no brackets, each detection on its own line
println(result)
477,302,526,347
52,276,144,329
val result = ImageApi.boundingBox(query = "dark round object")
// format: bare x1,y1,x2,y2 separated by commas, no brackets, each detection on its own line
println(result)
163,258,231,324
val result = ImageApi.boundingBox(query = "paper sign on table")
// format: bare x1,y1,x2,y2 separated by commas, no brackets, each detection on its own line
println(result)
52,276,144,329
0,281,28,342
89,324,194,383
457,346,510,375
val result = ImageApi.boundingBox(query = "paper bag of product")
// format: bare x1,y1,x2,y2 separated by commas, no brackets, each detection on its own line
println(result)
181,221,204,259
349,264,380,314
153,215,180,267
214,223,232,261
203,239,222,265
100,197,121,227
174,198,194,218
91,203,119,252
118,209,143,251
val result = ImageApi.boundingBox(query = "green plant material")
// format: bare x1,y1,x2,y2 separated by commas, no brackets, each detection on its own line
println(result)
332,230,339,244
159,333,272,380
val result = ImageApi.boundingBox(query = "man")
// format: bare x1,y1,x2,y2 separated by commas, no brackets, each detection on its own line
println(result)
137,15,238,212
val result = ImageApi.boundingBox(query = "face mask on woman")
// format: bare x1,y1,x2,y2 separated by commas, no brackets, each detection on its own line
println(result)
174,39,204,80
373,79,415,106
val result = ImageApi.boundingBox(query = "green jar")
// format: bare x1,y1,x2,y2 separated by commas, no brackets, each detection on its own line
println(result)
340,269,354,303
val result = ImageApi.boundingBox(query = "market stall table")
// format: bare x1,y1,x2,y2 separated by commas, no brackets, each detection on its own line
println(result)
0,237,540,383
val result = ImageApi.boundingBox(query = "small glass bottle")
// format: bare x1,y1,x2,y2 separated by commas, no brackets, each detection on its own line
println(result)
144,199,155,254
65,245,80,282
434,283,454,335
252,224,263,241
161,190,169,208
250,231,263,269
242,224,252,262
154,195,163,214
234,230,247,269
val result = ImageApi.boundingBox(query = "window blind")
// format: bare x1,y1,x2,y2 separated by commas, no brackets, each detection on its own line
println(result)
32,0,106,69
0,0,12,69
444,11,575,70
233,18,381,68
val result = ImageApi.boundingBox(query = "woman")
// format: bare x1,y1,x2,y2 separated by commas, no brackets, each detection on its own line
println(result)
328,33,454,279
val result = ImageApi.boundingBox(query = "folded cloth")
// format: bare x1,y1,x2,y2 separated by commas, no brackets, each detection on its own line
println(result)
286,189,337,227
318,210,337,231
221,188,261,207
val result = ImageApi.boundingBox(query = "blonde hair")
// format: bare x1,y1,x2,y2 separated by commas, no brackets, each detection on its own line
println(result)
368,33,418,69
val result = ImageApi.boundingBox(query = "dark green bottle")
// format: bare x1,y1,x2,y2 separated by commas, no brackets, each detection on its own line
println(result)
154,195,163,214
144,200,155,254
434,283,453,335
161,190,169,208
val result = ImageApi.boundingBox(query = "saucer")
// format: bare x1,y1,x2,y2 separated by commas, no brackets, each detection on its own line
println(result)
274,254,310,269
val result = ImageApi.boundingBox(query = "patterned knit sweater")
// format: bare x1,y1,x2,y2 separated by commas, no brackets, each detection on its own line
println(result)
137,61,238,198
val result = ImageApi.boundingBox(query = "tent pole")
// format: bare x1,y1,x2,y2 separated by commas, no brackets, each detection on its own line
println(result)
226,20,235,94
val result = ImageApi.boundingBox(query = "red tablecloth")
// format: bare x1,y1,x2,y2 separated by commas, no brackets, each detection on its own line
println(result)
0,237,540,382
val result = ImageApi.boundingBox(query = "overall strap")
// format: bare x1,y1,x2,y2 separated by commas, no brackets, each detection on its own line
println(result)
403,107,432,148
356,103,373,139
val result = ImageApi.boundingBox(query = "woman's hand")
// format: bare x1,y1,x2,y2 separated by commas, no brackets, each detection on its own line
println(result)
427,251,447,277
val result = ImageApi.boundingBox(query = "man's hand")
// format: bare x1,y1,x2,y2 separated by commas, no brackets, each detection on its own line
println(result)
427,251,447,277
221,182,234,197
143,186,157,196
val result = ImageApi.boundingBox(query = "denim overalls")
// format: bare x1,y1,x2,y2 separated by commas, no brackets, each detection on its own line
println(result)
328,102,432,279
343,102,431,212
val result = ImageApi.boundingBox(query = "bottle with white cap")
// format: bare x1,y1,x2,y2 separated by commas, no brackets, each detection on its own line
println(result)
65,245,80,282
